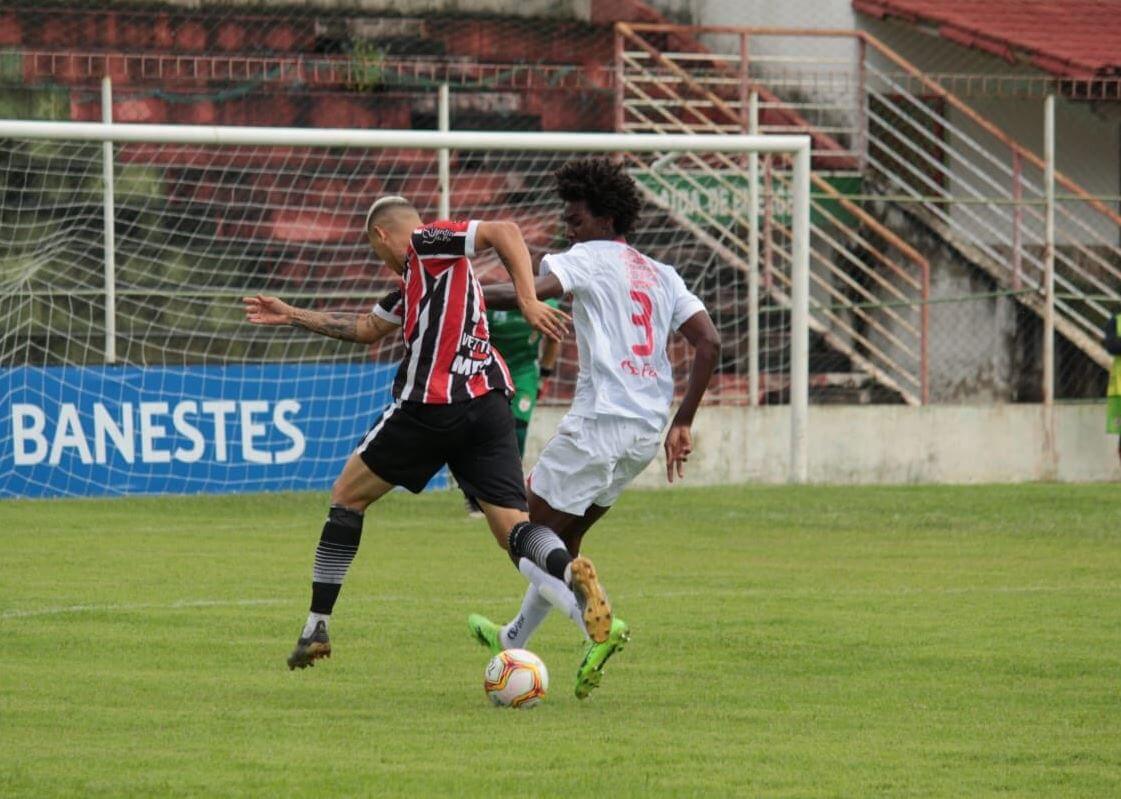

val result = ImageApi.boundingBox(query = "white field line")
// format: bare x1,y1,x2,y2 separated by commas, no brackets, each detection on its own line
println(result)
3,584,1121,621
636,584,1121,599
0,598,290,620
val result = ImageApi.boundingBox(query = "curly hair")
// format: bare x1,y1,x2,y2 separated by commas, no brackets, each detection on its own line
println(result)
554,158,642,236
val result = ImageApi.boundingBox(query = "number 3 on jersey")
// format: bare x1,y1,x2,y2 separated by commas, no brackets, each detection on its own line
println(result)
629,290,654,357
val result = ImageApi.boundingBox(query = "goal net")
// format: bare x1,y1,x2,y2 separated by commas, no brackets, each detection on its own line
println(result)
0,122,809,497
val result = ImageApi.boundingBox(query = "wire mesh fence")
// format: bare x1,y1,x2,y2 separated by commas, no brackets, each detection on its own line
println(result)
624,21,1120,405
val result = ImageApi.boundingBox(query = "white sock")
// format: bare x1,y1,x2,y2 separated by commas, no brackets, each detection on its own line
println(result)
517,558,588,639
302,611,330,638
499,585,552,649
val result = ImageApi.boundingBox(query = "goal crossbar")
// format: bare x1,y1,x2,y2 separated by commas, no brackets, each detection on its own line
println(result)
0,120,808,155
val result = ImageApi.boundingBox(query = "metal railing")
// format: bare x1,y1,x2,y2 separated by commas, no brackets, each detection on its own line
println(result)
616,22,929,404
615,22,1120,405
16,48,612,92
858,34,1118,367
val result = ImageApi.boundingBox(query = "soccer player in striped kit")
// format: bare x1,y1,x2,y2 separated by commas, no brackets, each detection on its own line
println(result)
468,159,721,699
244,197,613,670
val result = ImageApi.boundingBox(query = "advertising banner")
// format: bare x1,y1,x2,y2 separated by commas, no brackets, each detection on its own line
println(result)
0,363,417,498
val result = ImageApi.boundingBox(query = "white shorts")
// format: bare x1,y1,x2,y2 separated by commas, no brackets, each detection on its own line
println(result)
529,413,662,516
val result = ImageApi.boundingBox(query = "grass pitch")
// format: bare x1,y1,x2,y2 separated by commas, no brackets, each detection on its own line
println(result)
2,484,1120,797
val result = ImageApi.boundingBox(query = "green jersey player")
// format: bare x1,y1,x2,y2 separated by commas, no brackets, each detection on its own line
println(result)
486,300,561,456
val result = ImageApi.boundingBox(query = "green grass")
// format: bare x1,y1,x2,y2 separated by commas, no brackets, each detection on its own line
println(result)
2,484,1121,797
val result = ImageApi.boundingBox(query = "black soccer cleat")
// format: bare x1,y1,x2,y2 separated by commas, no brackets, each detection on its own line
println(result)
287,620,331,670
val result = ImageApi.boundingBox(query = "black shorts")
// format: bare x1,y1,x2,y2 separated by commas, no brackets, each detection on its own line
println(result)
356,390,528,511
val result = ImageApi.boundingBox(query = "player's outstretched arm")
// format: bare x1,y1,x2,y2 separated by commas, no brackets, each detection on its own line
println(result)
475,221,569,342
483,273,564,312
665,309,721,483
242,294,397,345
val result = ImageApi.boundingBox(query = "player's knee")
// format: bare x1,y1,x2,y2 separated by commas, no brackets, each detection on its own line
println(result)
328,481,349,506
329,481,368,513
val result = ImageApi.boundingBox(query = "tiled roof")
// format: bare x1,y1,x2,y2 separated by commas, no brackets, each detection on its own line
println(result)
854,0,1121,77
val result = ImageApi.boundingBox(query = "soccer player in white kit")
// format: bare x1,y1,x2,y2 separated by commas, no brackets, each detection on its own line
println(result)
469,158,721,698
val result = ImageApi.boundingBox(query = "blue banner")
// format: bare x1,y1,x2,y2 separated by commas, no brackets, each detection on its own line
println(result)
0,363,440,498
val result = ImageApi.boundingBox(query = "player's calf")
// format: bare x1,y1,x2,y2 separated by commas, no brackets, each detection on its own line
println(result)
288,504,363,671
507,520,573,580
506,520,613,642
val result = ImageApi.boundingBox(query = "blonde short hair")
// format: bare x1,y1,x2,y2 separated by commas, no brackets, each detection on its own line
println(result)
363,196,415,233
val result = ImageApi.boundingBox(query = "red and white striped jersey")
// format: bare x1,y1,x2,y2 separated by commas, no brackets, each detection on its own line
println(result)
372,219,514,404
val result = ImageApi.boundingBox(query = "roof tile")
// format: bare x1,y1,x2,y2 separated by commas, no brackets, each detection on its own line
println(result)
853,0,1121,77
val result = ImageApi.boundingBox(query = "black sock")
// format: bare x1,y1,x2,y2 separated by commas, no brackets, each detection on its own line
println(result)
309,505,364,615
507,521,572,581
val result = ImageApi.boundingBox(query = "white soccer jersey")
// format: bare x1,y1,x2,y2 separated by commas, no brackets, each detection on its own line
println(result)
541,240,706,431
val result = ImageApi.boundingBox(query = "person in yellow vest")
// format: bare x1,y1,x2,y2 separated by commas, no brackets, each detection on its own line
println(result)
1105,311,1121,466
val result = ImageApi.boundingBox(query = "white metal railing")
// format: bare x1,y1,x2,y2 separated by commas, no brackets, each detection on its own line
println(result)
617,23,930,404
616,22,1119,407
860,61,1119,355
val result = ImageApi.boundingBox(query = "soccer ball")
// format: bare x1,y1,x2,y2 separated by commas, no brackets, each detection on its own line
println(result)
483,648,549,708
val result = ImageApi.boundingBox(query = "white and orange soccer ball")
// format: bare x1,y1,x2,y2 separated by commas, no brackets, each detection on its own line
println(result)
483,648,549,708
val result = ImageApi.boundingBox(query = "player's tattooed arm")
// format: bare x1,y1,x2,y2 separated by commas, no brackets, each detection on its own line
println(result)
242,294,397,344
289,307,397,344
292,309,366,341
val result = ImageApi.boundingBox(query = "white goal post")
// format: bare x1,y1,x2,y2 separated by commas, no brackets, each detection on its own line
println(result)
0,120,811,492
